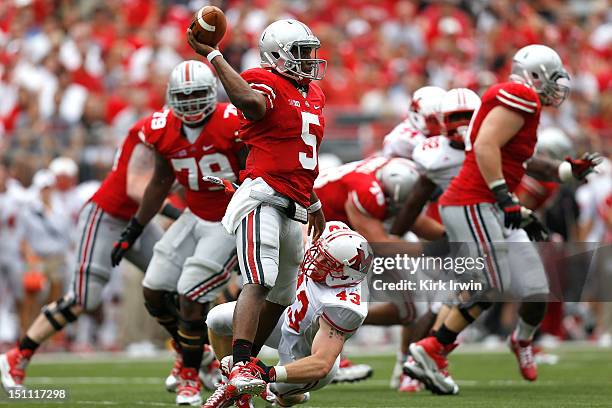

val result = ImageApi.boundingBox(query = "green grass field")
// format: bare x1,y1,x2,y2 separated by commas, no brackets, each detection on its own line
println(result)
1,345,611,407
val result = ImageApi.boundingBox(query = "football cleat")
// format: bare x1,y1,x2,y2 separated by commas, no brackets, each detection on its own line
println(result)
509,333,538,381
406,338,459,395
226,361,267,397
200,345,223,391
331,357,373,384
175,367,202,406
201,383,236,408
397,357,424,392
389,357,403,389
165,341,183,392
0,348,30,392
398,373,424,393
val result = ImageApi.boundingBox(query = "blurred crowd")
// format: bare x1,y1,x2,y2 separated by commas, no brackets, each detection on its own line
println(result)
0,0,611,350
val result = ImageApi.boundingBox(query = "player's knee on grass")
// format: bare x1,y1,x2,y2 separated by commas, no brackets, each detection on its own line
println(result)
206,302,236,337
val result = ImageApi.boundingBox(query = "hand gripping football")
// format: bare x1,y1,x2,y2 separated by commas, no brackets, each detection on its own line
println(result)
190,6,227,47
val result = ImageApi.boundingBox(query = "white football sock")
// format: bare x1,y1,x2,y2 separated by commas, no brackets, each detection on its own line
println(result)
514,318,539,341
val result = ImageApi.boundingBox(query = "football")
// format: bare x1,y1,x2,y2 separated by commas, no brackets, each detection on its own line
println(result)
190,6,227,47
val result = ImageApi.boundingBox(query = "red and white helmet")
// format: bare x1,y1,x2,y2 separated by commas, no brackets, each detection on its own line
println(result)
408,86,446,136
377,158,420,214
301,227,373,288
439,88,481,145
167,60,217,125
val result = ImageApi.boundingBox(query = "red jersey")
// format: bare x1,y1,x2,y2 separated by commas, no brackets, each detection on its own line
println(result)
440,82,541,206
314,157,389,226
515,175,559,210
239,68,326,207
139,103,243,222
91,119,145,219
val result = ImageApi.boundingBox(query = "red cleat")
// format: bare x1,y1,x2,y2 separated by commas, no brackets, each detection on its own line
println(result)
226,361,266,397
165,340,183,392
509,333,538,381
175,367,202,406
405,337,459,395
0,348,30,391
202,383,236,408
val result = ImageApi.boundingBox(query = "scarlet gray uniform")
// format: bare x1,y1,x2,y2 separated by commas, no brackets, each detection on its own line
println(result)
207,271,367,396
382,118,426,159
438,82,548,297
69,121,164,310
141,104,243,303
222,67,326,306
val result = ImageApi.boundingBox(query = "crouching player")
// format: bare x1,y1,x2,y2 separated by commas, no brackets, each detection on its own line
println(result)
202,222,372,407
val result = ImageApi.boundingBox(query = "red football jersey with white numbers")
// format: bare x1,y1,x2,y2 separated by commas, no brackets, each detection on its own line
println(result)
440,82,541,206
314,157,389,226
91,119,145,220
139,103,243,221
239,68,326,207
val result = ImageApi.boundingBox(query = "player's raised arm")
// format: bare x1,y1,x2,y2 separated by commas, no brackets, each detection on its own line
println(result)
187,29,267,121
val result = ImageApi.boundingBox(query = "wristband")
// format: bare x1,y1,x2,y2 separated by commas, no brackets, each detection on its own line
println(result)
272,365,287,382
558,161,573,183
307,200,322,214
161,203,182,220
207,50,223,63
487,179,507,190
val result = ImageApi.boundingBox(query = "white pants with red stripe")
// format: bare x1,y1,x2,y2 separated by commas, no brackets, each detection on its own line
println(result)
439,203,548,298
235,204,303,307
68,202,163,311
142,209,236,303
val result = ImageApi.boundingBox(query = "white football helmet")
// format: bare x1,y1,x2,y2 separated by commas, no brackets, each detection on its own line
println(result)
408,86,446,136
377,158,420,214
510,44,570,107
260,19,327,84
302,228,373,288
439,88,481,145
167,60,217,125
536,127,574,161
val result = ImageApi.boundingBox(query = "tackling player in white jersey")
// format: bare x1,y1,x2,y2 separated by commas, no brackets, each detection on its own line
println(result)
382,86,446,160
202,222,372,407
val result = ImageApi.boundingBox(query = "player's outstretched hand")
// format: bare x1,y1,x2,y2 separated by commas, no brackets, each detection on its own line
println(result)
308,209,326,242
111,218,144,267
566,152,603,181
186,28,217,58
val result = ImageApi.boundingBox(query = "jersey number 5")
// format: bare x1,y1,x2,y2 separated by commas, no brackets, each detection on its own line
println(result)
299,112,320,170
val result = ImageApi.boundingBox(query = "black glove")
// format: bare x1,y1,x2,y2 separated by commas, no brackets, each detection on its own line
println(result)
521,213,549,242
565,152,603,181
491,182,522,229
111,217,144,266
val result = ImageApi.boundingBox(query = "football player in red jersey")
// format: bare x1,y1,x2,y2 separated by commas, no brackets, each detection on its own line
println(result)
187,19,327,402
314,156,444,243
110,60,244,406
0,113,166,393
404,45,602,395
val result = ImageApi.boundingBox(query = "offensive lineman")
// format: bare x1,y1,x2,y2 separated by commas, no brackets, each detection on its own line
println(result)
203,222,372,407
0,115,165,392
403,45,601,395
187,19,327,399
110,60,244,406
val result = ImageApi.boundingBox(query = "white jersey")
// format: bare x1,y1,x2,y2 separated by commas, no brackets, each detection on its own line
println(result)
382,118,426,159
278,273,368,362
412,135,465,190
